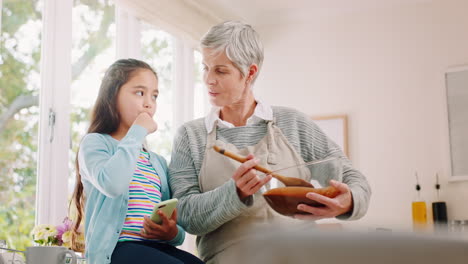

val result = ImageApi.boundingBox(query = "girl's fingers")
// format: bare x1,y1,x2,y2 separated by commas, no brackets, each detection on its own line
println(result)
140,228,149,238
158,210,170,226
140,214,178,241
140,225,156,238
143,216,163,233
171,208,177,221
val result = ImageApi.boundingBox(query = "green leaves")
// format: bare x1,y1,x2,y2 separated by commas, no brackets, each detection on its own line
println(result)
0,0,113,251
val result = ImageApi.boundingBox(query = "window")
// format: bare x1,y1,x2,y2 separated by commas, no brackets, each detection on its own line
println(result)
69,0,116,196
193,49,209,119
0,0,43,250
140,21,175,161
1,0,203,253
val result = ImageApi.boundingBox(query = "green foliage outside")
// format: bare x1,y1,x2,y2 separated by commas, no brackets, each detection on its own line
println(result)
0,0,42,251
0,0,175,251
0,0,116,251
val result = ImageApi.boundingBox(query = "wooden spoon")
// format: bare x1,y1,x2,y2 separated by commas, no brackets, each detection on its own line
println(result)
213,145,314,188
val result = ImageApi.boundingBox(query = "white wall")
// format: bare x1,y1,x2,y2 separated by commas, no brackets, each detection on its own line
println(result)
254,0,468,230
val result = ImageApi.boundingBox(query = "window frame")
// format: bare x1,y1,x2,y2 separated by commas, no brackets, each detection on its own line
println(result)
173,38,196,129
36,0,72,225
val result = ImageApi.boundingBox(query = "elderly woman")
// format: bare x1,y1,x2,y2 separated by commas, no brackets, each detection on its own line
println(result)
169,21,371,263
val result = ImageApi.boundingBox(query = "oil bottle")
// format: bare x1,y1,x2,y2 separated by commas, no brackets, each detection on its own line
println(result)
432,173,448,232
412,172,427,231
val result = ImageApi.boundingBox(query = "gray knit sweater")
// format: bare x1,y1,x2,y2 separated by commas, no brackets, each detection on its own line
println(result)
168,106,371,236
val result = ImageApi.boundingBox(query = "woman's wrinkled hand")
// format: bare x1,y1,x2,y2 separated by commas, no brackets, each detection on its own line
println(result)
232,154,272,201
294,180,353,220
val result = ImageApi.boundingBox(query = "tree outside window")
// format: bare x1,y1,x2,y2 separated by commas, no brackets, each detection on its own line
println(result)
0,0,116,251
0,0,42,251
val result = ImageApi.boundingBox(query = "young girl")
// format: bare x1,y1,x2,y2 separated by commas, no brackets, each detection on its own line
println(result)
70,59,204,264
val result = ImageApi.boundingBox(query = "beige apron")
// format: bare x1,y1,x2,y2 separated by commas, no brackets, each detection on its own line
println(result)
198,120,313,263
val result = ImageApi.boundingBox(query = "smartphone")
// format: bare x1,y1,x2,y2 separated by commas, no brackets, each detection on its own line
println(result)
150,198,178,224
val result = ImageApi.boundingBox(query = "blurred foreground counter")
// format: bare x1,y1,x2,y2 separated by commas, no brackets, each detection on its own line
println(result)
217,224,468,264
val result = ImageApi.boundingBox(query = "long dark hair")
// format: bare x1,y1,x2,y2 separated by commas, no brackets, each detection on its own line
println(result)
70,59,157,251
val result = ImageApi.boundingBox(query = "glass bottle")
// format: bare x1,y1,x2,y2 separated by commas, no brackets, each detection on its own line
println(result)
412,172,427,231
432,173,448,232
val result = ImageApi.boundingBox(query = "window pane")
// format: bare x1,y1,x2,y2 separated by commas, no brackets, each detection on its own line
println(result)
194,50,208,119
69,0,116,196
0,0,42,250
140,21,174,162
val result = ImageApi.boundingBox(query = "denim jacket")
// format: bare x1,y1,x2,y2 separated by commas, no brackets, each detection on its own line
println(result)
78,124,185,264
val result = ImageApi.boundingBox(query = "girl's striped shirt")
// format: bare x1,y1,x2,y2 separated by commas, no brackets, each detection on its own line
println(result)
118,148,162,241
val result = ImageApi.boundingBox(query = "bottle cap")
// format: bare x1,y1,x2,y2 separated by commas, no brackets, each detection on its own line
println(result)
415,172,421,191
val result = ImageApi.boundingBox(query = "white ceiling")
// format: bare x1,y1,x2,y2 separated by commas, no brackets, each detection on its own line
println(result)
189,0,435,26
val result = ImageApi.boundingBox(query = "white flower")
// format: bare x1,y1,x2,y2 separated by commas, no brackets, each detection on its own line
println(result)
43,225,58,238
30,217,84,249
34,230,46,241
31,224,45,238
62,231,72,243
31,224,58,245
31,225,46,240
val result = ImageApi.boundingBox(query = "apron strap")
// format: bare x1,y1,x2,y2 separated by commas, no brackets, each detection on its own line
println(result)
207,120,217,142
266,120,279,165
207,120,225,150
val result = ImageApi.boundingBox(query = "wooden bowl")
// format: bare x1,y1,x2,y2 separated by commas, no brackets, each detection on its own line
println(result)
263,186,340,216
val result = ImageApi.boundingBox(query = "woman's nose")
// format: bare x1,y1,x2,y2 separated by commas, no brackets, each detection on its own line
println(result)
204,72,216,86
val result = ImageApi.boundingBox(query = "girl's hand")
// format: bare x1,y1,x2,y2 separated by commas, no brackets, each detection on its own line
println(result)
134,112,158,134
140,209,178,241
294,180,353,220
232,154,272,201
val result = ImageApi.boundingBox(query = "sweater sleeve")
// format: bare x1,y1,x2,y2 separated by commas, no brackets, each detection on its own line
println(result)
168,125,250,236
78,124,147,198
295,111,371,220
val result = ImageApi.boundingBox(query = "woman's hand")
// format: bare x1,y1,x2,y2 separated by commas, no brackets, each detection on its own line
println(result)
134,112,158,134
140,209,178,241
232,154,272,201
294,180,353,220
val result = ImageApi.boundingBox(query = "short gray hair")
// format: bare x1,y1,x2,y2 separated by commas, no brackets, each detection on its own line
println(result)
201,21,264,82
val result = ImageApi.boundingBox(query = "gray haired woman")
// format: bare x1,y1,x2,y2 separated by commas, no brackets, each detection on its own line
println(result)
169,21,371,263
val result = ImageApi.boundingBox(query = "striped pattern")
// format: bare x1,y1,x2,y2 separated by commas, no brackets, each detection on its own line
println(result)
168,106,371,239
118,149,162,242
